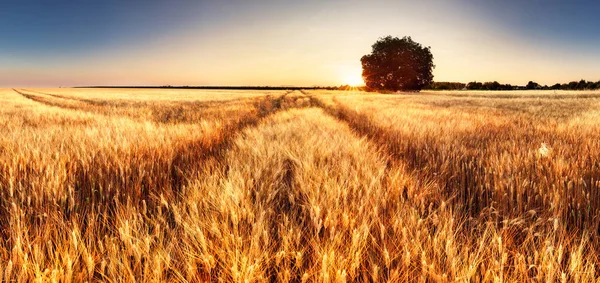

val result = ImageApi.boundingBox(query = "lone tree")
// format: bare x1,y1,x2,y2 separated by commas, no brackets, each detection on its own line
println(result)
526,81,540,90
361,36,434,92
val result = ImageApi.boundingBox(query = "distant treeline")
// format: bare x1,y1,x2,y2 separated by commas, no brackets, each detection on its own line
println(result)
79,80,600,92
427,80,600,91
79,86,339,90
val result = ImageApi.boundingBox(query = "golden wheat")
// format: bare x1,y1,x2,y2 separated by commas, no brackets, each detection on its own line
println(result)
1,88,600,281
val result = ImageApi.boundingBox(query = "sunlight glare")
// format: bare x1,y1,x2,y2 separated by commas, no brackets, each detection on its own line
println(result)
344,72,364,86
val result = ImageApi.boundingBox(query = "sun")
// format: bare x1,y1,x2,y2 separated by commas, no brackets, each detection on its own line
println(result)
343,73,364,87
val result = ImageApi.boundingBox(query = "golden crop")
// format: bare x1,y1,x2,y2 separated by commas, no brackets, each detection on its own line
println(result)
1,88,599,281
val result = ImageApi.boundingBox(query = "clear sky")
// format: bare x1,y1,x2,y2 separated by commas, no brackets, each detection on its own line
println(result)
1,0,599,87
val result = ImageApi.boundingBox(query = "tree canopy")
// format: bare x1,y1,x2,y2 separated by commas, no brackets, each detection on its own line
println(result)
361,36,434,92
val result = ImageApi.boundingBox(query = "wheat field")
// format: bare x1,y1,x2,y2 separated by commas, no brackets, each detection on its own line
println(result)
2,88,600,282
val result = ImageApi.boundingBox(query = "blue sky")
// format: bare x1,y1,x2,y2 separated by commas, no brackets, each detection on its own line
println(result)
470,1,600,51
1,0,599,86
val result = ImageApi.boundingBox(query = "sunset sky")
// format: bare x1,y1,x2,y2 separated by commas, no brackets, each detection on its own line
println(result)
1,0,599,87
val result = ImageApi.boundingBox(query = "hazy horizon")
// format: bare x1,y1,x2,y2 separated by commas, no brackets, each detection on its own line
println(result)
1,0,599,87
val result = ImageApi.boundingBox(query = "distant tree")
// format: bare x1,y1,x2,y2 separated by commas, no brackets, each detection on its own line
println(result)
361,36,434,92
432,80,600,91
482,81,501,90
428,82,466,90
576,80,585,90
526,81,540,90
466,81,483,90
500,83,516,90
462,81,518,90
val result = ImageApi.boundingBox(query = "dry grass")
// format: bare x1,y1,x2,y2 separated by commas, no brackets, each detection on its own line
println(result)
1,88,600,281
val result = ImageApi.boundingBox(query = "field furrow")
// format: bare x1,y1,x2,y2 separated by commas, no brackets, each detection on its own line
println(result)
175,107,443,281
13,88,274,124
306,90,600,281
308,91,600,231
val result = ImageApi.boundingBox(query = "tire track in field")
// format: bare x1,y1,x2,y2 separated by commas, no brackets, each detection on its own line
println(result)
196,105,443,281
303,91,444,206
303,91,404,163
66,91,315,218
0,91,318,281
194,107,382,281
21,88,252,110
304,91,547,221
13,88,230,119
13,88,86,110
20,88,124,106
146,91,322,280
1,90,313,248
300,93,492,278
9,88,318,221
301,92,600,278
13,88,274,123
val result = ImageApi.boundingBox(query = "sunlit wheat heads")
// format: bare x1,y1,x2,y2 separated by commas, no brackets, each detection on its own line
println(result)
2,88,600,281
